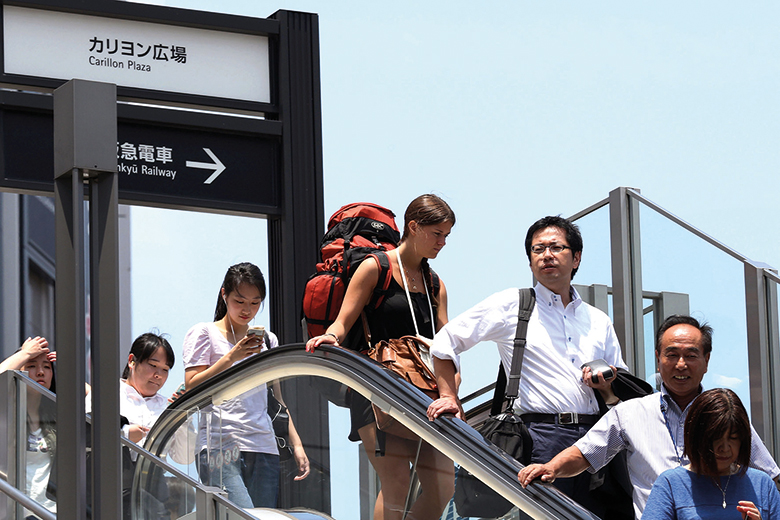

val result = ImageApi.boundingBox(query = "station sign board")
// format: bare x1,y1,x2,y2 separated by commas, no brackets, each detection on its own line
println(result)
3,5,270,103
0,109,280,215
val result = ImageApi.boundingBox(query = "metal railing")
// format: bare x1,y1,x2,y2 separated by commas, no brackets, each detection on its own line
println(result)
570,187,780,456
0,369,261,520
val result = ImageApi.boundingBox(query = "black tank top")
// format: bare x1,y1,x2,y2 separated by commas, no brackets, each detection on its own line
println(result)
365,276,436,342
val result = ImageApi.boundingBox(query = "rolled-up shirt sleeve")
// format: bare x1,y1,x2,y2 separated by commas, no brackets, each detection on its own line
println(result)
574,407,628,473
750,425,780,479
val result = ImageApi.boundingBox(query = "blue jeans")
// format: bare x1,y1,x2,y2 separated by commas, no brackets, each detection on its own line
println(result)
198,449,280,508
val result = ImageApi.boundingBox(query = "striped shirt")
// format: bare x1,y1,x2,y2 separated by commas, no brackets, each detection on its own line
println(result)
575,384,780,518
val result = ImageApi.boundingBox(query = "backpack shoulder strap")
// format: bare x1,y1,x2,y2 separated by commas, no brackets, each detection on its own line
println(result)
430,269,440,296
506,288,536,399
365,251,394,310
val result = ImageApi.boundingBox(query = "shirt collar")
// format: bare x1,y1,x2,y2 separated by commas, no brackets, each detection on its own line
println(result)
660,382,703,414
120,378,160,403
533,282,581,309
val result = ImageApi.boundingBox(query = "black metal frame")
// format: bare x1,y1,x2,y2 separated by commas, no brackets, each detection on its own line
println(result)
1,3,326,518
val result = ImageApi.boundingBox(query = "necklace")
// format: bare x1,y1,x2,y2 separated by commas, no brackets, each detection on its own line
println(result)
397,250,420,291
403,268,419,290
714,471,732,509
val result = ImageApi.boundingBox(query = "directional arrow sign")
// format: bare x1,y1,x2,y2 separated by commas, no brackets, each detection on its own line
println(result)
186,148,226,184
0,111,281,215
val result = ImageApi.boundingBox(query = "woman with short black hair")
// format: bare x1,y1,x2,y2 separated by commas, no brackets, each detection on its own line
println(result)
643,388,780,519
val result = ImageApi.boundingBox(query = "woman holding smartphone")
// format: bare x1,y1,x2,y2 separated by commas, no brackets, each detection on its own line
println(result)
183,262,309,508
306,194,456,520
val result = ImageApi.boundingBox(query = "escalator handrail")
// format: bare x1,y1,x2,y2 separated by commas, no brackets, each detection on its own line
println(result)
142,344,598,520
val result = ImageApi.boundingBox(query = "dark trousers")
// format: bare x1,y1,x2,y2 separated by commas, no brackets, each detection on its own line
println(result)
527,421,605,519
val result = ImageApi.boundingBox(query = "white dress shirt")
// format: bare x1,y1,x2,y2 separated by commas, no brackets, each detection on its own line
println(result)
575,384,780,518
431,282,627,415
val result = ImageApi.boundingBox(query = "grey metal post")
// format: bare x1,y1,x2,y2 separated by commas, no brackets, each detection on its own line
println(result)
0,194,21,362
608,187,645,376
54,79,120,520
0,371,17,518
744,262,780,456
89,168,121,520
573,284,610,314
54,167,88,520
654,292,690,335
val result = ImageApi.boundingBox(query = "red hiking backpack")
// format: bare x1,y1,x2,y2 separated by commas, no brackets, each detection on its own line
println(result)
302,203,401,350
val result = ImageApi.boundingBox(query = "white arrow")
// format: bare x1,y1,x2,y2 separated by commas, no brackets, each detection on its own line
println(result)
186,148,226,184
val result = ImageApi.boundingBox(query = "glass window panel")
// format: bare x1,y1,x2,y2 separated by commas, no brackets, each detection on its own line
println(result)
18,380,58,519
638,205,751,414
570,205,612,291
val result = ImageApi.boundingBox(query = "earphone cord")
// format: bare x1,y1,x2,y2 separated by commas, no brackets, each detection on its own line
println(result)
223,295,238,345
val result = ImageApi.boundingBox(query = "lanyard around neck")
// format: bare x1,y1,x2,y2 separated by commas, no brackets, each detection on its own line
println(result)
660,392,683,466
396,249,435,339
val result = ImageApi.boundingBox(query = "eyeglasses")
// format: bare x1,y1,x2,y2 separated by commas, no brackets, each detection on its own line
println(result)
530,244,571,255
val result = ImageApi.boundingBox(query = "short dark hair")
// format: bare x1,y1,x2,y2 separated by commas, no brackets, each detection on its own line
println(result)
684,388,750,480
524,216,584,279
122,332,175,379
655,315,713,355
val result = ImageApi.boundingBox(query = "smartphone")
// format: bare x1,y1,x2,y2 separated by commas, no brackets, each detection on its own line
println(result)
581,358,614,384
247,326,265,338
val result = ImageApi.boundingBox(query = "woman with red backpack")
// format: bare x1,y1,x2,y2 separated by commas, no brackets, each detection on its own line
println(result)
306,194,456,520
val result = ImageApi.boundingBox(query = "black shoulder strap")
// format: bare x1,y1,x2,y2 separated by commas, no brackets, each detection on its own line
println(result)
431,269,440,296
367,251,393,309
489,288,536,415
506,288,536,399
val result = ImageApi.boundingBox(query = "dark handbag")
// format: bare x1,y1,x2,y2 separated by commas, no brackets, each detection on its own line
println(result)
454,288,535,519
267,387,293,462
368,335,439,440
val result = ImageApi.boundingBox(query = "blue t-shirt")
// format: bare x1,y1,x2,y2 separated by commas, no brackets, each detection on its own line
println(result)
643,466,780,519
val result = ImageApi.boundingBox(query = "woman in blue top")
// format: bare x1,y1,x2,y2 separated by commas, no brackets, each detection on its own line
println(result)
643,388,779,520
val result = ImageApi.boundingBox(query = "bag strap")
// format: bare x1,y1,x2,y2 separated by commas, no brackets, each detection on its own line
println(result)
395,250,435,341
361,251,395,350
505,288,536,400
367,251,394,309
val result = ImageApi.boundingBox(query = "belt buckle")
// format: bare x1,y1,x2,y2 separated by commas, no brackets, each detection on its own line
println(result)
558,412,577,425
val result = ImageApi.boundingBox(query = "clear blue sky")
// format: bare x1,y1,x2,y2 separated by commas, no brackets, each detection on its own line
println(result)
129,0,780,412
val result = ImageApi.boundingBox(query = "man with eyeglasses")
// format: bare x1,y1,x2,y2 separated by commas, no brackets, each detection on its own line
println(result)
518,315,780,519
427,215,628,516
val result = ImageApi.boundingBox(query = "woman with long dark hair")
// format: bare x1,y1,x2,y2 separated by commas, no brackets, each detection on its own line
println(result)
306,194,457,520
183,262,309,508
643,388,780,519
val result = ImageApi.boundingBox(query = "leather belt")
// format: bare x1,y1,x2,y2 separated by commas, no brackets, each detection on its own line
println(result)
521,412,600,426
